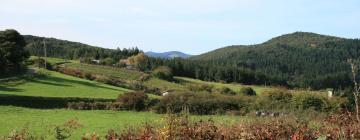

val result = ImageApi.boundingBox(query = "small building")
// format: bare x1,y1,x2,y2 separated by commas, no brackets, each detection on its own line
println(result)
327,88,334,98
92,59,100,64
161,89,175,96
162,92,169,96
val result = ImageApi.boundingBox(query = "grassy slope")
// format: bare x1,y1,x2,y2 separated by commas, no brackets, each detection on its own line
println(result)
176,77,274,94
64,63,143,81
143,77,185,91
0,106,245,139
64,62,285,94
0,70,131,99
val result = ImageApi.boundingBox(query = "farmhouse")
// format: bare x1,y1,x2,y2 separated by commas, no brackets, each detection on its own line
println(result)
92,59,100,64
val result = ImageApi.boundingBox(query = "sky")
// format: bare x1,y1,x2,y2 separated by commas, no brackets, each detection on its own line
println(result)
0,0,359,55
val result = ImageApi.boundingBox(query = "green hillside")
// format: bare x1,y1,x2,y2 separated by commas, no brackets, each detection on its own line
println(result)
188,32,360,89
24,35,140,61
0,69,130,99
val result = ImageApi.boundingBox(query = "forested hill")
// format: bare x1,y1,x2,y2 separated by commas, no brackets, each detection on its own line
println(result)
184,32,360,89
193,32,347,60
24,35,140,61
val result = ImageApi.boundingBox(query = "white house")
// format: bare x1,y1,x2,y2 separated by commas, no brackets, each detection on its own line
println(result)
327,88,334,98
162,92,169,96
92,59,100,64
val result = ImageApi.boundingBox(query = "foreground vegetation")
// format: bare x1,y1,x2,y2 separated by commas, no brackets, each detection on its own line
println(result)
0,106,246,139
1,106,359,140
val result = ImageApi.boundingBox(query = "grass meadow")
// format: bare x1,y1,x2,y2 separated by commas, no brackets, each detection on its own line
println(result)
0,106,248,139
0,70,130,99
64,63,144,81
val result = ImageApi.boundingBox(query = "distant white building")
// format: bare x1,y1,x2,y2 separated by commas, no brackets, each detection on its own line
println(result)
92,59,100,64
327,88,334,98
162,92,169,96
161,90,175,96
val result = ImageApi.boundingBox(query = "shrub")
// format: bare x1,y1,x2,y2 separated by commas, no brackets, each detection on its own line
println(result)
267,90,292,103
53,119,82,140
152,66,173,81
117,91,149,111
253,90,293,110
58,67,85,78
293,94,326,111
239,87,256,96
301,96,324,111
217,87,236,95
29,58,53,70
67,102,124,110
187,84,214,93
84,73,95,80
128,81,147,90
100,57,115,66
155,92,250,115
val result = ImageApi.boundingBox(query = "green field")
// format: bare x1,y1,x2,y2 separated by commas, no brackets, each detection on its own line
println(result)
64,63,144,81
0,69,130,99
58,62,292,94
0,106,247,139
29,56,73,65
176,77,274,94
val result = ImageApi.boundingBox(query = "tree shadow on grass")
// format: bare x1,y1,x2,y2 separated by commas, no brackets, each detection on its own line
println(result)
0,94,114,109
28,79,71,87
0,86,23,92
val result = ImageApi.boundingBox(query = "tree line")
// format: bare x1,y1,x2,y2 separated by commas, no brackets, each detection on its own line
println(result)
24,35,141,62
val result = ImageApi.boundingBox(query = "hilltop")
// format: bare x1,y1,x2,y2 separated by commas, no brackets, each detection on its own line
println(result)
180,32,360,89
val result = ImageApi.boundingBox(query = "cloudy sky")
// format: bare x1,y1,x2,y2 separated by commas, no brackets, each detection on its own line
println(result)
0,0,359,54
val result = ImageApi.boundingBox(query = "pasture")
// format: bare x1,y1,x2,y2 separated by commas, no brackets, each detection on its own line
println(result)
64,63,144,81
0,70,130,99
0,106,246,139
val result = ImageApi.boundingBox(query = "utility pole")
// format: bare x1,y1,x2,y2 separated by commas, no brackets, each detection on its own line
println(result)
43,40,47,69
35,42,40,69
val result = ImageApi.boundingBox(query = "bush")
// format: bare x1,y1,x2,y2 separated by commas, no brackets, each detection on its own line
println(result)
152,66,173,81
155,92,251,115
67,102,123,110
187,84,214,93
217,87,236,95
58,67,85,78
239,87,256,96
100,57,115,66
29,58,53,70
292,94,327,111
84,73,95,80
0,95,113,109
117,91,149,111
301,96,324,111
267,90,292,103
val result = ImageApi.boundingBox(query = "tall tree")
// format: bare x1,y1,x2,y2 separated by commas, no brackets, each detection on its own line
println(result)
349,59,360,121
0,29,29,75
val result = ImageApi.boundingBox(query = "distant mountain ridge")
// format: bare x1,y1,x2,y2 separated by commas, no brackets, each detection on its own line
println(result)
145,51,192,59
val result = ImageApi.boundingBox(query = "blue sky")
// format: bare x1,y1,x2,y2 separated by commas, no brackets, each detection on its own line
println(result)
0,0,359,55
